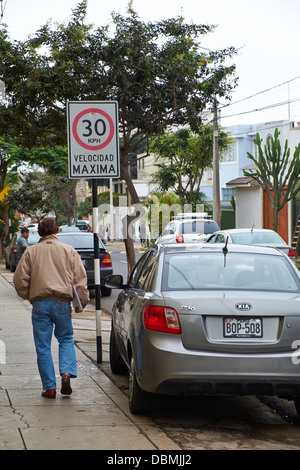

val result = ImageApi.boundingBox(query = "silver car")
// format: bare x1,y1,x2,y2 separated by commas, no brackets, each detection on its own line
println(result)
105,243,300,414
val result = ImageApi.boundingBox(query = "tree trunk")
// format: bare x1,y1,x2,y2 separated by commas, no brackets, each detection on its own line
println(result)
120,160,140,274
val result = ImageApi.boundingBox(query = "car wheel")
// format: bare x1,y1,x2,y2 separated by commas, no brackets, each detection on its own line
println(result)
101,285,111,296
109,324,127,375
128,355,152,414
5,259,10,269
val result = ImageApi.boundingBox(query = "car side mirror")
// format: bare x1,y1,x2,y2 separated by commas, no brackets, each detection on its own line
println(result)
104,274,127,289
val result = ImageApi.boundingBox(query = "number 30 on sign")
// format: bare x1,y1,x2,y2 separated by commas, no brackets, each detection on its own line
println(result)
67,101,120,179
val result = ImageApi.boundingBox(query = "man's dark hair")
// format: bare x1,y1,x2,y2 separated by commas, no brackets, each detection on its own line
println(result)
38,218,58,237
20,227,29,234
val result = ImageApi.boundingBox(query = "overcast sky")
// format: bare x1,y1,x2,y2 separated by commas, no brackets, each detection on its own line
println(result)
1,0,300,127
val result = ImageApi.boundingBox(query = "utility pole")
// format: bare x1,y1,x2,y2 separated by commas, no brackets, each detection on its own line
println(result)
0,0,5,23
213,98,221,227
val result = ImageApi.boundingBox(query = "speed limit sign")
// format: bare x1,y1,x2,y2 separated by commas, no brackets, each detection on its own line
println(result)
67,101,120,179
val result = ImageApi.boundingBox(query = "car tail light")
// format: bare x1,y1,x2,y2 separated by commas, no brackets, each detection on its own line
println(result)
143,305,181,334
288,248,295,259
13,245,17,253
175,234,184,243
101,253,112,267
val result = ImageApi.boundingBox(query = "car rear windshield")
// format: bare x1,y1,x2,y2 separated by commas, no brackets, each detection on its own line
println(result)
58,234,105,249
179,220,219,235
162,251,300,292
230,231,284,245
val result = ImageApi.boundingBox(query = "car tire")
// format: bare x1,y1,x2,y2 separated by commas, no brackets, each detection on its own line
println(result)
109,324,128,375
101,285,111,297
128,355,152,414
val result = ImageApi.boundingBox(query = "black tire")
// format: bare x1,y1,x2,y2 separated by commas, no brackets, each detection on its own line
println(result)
109,324,128,375
128,355,152,414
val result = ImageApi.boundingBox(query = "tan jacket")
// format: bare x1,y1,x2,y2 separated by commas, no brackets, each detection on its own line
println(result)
13,234,90,306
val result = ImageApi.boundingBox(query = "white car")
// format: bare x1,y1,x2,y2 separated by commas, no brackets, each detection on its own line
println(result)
157,218,219,244
206,228,295,261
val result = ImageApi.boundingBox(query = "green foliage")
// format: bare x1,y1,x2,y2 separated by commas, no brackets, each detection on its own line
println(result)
4,172,54,221
77,191,122,219
150,125,231,207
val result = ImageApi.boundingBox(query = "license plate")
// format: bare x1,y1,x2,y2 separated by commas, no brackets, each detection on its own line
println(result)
223,317,262,338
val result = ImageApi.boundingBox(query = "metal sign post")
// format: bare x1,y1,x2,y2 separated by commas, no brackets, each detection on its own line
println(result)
67,101,119,363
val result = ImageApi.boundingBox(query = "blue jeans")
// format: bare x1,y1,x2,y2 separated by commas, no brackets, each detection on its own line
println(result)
32,300,77,391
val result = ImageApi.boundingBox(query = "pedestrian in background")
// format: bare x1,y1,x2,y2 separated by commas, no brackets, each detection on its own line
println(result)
16,227,29,263
13,217,90,399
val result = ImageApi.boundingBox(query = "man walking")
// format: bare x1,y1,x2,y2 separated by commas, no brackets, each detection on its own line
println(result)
13,217,90,399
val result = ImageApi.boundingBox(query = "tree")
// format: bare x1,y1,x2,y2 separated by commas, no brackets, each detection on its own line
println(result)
151,125,231,208
0,138,31,257
0,1,238,270
244,128,300,231
5,172,54,221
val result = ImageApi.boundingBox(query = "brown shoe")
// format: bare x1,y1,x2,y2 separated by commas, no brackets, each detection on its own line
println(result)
41,389,56,399
61,373,72,395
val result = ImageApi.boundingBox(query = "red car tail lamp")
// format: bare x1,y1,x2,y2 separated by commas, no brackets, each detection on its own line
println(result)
175,234,184,243
101,253,112,268
288,248,295,259
143,305,181,334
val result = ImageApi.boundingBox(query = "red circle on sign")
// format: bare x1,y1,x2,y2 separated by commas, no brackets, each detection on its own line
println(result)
72,108,114,151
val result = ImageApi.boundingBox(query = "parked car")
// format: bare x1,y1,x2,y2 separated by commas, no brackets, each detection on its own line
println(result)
4,232,40,272
156,218,219,244
57,232,112,295
75,220,92,232
59,225,81,232
206,228,295,261
105,242,300,414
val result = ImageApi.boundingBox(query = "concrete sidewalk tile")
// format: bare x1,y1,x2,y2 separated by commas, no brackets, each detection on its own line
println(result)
21,425,157,450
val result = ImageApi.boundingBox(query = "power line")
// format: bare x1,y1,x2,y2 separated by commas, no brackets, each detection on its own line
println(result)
219,75,300,110
221,96,300,121
0,0,8,23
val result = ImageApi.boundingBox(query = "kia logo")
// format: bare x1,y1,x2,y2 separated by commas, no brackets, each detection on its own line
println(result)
235,303,252,311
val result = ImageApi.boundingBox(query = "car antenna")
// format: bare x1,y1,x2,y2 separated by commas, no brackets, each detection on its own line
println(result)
222,236,229,267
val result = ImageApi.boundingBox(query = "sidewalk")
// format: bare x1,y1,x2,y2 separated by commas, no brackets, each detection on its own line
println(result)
0,262,179,451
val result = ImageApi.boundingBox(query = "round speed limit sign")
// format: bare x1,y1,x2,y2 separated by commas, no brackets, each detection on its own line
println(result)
67,101,119,179
72,108,114,151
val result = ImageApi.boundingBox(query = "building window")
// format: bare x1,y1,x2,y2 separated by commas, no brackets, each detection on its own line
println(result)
138,158,145,170
221,140,237,162
222,188,236,200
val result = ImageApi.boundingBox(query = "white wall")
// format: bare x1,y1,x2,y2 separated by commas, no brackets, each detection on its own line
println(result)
235,186,263,228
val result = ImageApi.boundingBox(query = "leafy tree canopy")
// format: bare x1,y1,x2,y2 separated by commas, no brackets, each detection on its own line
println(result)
0,0,238,268
150,125,231,207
